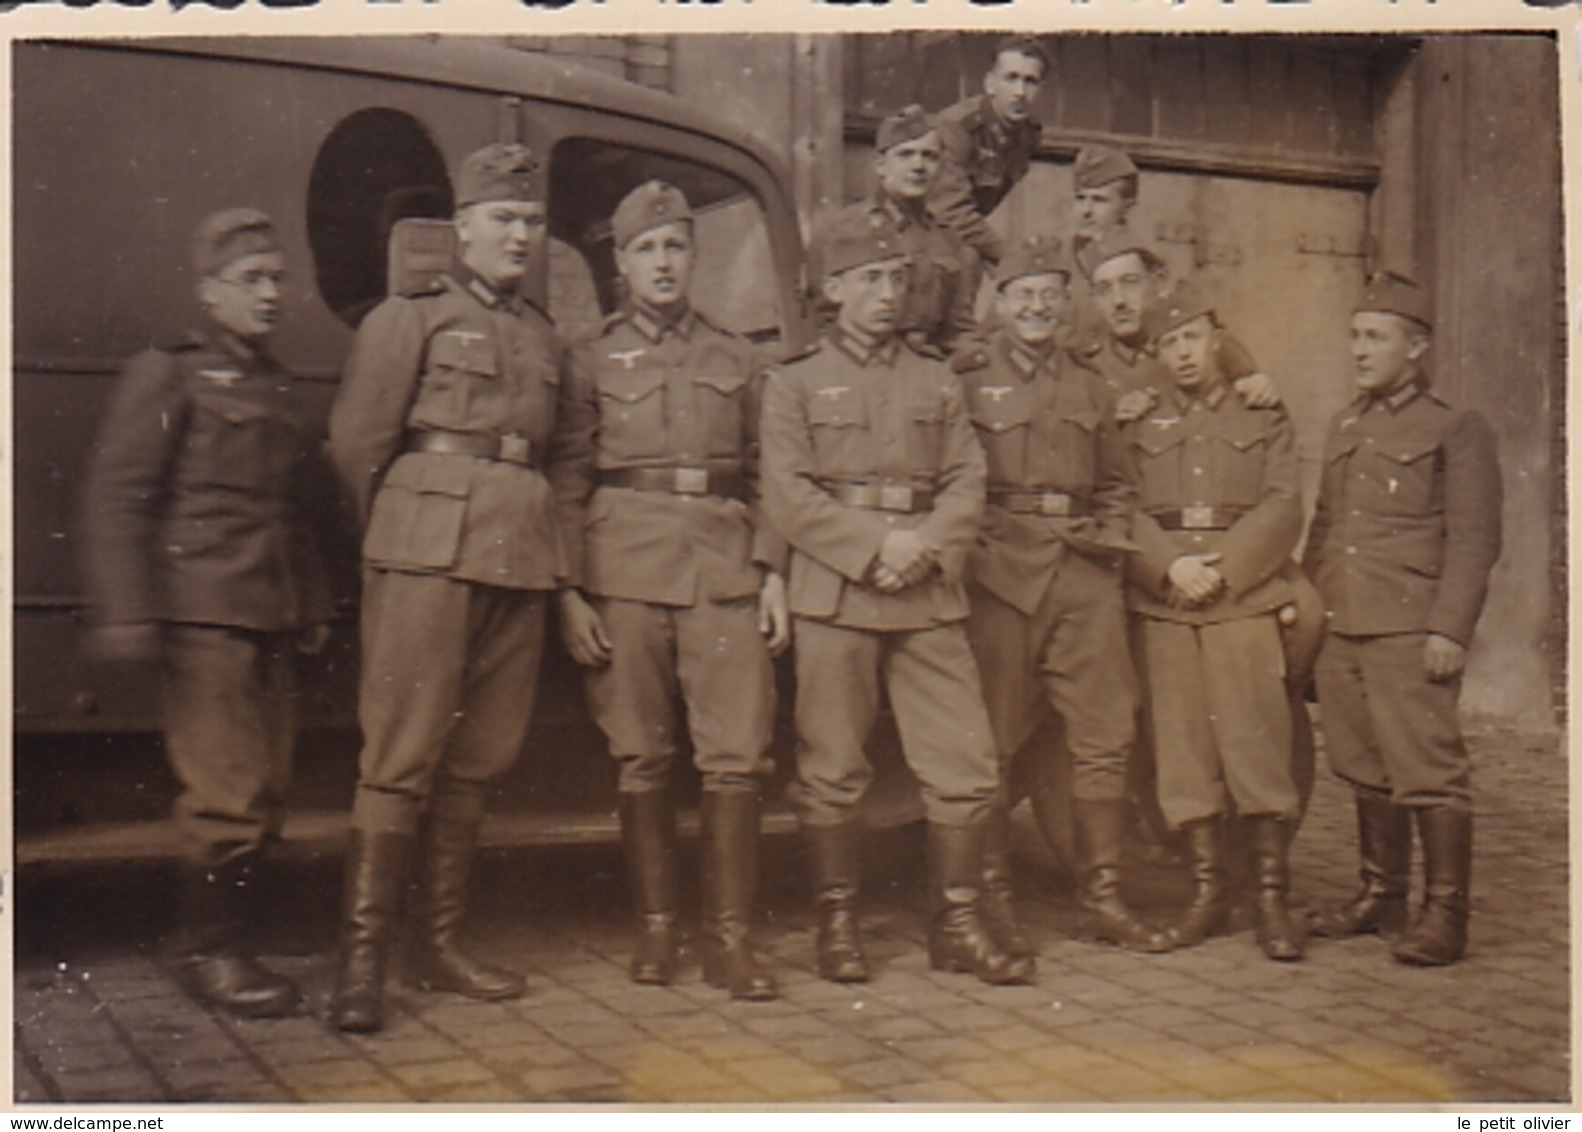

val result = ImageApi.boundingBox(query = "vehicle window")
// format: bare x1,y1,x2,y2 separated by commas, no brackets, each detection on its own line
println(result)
308,108,453,328
547,236,606,345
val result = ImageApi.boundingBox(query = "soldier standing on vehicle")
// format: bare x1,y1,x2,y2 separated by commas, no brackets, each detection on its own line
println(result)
761,209,1031,987
82,208,335,1018
931,35,1048,288
555,181,788,1002
847,104,977,356
326,144,575,1033
954,234,1171,958
1305,272,1502,967
1123,281,1308,961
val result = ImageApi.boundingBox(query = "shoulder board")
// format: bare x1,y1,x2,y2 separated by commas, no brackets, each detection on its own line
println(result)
775,341,822,367
902,337,946,362
950,345,991,375
398,275,449,300
692,309,741,340
1424,388,1456,409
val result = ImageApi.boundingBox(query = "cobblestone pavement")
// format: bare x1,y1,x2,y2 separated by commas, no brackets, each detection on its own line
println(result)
12,728,1569,1107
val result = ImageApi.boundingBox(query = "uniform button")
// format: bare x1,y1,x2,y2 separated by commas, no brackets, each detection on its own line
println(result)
1193,467,1204,476
1346,546,1357,554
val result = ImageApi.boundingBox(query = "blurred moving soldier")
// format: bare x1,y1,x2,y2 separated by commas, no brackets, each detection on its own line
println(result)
327,144,573,1032
1305,273,1502,967
1123,282,1308,962
761,209,1031,986
556,181,788,1001
848,104,977,356
954,235,1171,958
82,208,334,1017
932,35,1048,284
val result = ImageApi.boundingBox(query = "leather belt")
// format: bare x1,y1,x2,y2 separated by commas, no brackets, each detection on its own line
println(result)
1151,506,1247,532
598,466,745,500
821,479,936,514
408,429,538,467
987,488,1091,518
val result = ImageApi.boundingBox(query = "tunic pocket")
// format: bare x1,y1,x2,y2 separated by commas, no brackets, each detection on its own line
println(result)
363,455,473,572
694,372,748,459
1370,435,1441,518
806,389,869,475
596,370,667,462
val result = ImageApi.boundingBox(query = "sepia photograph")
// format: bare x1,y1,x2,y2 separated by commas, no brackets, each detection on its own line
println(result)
8,22,1568,1107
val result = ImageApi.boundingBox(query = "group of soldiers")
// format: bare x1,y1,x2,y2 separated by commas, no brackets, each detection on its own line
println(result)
82,34,1503,1036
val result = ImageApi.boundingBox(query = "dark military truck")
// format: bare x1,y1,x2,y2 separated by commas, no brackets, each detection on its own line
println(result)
13,37,820,855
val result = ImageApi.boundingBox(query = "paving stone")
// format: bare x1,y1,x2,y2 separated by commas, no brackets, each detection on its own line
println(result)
1020,1043,1128,1074
518,1061,626,1099
836,1056,935,1090
879,1079,990,1103
1278,1059,1416,1102
950,1056,1042,1088
724,1055,846,1100
55,1065,166,1103
882,1033,998,1066
983,1078,1105,1103
385,1057,504,1099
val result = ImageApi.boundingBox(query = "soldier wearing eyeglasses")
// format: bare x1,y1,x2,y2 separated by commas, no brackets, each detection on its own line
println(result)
82,208,335,1019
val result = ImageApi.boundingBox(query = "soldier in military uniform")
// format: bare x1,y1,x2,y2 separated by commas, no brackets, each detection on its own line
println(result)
1082,234,1325,855
1070,144,1139,283
1123,281,1307,961
555,181,787,1001
1305,273,1502,967
326,144,576,1032
761,209,1030,986
845,104,977,356
82,208,334,1018
931,35,1048,284
955,235,1172,958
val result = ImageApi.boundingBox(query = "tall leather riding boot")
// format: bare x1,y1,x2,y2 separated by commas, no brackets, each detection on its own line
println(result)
1166,817,1230,948
406,809,526,1001
1245,814,1304,961
1071,799,1173,953
926,822,1035,985
329,830,415,1033
979,796,1036,962
699,790,778,1001
175,855,302,1019
1308,786,1411,938
1392,806,1473,967
802,821,869,983
618,789,679,986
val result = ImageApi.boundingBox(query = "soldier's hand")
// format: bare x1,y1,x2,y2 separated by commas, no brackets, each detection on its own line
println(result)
1233,372,1283,409
869,562,906,593
297,622,332,656
88,623,161,664
878,529,935,585
1166,555,1225,607
758,571,791,656
1424,633,1468,682
559,589,612,668
1114,388,1158,424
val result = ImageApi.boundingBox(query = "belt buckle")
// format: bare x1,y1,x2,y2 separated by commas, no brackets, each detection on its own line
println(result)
674,467,709,495
1038,492,1071,518
1183,505,1214,530
499,433,531,465
879,484,914,513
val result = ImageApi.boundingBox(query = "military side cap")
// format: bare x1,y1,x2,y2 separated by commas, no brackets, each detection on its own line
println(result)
814,206,906,278
191,207,279,277
1074,144,1138,191
997,233,1069,288
1355,270,1432,330
1081,230,1165,280
1154,278,1217,337
876,104,936,152
612,180,694,248
455,143,541,208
